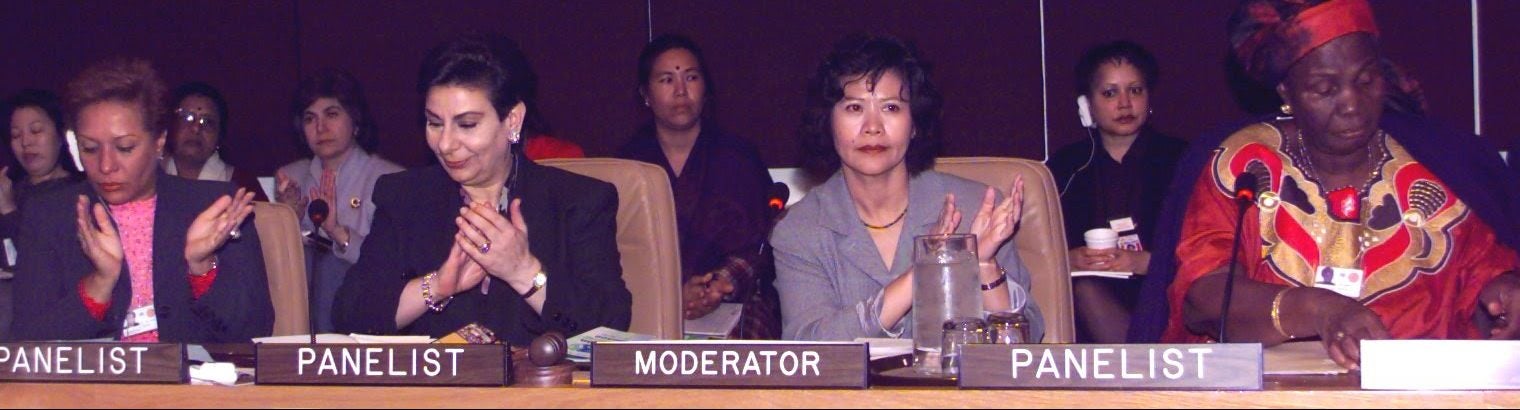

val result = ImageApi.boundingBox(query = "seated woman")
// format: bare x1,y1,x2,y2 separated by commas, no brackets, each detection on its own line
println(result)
2,89,84,252
773,34,1044,342
1048,41,1186,343
1144,0,1520,368
163,82,265,200
618,34,781,339
274,69,403,333
10,58,271,342
332,36,631,345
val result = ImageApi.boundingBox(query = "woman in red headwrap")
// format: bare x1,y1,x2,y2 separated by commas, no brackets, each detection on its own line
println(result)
1142,0,1520,369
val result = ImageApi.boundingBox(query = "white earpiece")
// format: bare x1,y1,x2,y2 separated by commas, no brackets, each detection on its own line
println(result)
1077,95,1095,129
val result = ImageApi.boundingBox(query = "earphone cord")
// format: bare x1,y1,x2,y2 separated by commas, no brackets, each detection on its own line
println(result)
1059,126,1097,198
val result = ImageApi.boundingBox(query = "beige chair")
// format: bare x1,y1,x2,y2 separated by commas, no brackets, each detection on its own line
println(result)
539,158,684,340
252,201,310,337
933,157,1076,344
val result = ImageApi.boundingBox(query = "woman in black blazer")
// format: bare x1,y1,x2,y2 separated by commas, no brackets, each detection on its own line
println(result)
331,36,630,346
8,58,269,343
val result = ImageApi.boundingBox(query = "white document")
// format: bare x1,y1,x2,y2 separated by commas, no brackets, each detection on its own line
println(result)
855,338,914,361
257,177,277,204
567,327,659,362
684,303,744,339
1264,341,1346,375
1071,271,1134,279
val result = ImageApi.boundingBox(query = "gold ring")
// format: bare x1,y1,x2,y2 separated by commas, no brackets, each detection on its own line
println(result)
1334,331,1347,340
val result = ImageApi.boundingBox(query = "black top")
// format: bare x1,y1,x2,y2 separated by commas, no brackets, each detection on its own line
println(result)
331,160,631,346
8,175,273,342
617,124,782,339
1048,129,1187,250
0,174,83,241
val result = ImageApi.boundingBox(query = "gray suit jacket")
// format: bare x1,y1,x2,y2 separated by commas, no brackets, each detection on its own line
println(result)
772,170,1045,341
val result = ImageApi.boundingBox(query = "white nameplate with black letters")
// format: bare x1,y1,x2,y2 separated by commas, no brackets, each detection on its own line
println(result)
0,342,186,383
959,344,1263,390
590,341,868,388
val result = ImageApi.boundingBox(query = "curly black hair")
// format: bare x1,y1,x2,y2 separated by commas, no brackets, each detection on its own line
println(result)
799,33,942,180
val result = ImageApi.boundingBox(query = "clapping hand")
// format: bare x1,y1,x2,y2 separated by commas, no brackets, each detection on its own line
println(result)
456,199,542,294
929,177,1026,263
75,195,124,279
185,188,256,273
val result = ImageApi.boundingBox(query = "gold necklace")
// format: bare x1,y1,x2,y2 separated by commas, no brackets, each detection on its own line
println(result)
862,207,909,231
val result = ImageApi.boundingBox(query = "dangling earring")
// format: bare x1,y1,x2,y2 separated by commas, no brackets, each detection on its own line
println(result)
1279,104,1294,116
509,129,521,144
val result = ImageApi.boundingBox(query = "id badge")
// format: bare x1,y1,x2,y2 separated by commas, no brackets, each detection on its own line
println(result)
1117,234,1144,251
121,305,159,338
1312,266,1364,299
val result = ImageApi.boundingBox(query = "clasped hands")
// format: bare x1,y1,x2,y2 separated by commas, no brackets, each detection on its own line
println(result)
431,199,543,299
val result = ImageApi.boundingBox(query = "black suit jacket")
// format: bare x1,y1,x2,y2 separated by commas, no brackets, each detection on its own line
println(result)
7,174,273,342
332,161,630,346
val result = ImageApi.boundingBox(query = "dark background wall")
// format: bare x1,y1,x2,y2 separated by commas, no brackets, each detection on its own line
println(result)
1,1,1513,177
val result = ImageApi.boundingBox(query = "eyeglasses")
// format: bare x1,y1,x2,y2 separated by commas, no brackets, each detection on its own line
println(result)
174,108,220,130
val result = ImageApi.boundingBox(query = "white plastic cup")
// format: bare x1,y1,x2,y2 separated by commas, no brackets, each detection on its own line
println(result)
1084,228,1119,250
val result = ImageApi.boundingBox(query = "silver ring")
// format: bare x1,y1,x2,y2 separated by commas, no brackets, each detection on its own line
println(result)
228,228,242,240
479,241,491,254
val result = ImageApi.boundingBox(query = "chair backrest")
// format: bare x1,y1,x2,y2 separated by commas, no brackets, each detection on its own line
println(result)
252,201,310,337
539,158,684,340
932,157,1076,343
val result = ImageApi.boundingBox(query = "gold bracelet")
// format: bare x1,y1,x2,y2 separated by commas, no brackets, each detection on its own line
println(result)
1271,288,1294,339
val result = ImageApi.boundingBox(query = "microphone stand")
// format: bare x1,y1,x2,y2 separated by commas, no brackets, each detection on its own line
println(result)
305,199,331,345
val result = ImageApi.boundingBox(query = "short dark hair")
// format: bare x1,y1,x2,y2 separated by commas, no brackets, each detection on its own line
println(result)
291,68,379,156
636,34,717,118
5,89,81,181
1073,40,1160,96
64,58,169,138
800,33,942,179
171,81,230,141
418,35,528,125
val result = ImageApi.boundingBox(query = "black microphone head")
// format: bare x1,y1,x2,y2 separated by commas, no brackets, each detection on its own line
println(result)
308,199,330,227
1233,172,1258,203
768,182,790,211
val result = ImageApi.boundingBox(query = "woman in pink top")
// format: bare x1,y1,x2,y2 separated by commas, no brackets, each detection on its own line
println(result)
7,58,272,343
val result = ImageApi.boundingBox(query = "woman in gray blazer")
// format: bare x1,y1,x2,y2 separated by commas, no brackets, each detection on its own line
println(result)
773,34,1045,342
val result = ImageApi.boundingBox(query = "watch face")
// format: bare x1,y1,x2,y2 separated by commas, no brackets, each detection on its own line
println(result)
533,272,547,287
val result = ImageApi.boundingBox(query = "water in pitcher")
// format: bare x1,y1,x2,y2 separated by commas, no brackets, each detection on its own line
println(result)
910,234,981,375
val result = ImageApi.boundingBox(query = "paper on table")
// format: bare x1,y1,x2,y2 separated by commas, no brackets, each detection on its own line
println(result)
684,303,743,338
251,334,435,344
567,327,659,362
1071,271,1134,279
1265,341,1346,375
855,338,914,361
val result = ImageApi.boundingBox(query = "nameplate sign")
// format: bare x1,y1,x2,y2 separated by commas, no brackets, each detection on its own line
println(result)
0,342,186,384
1362,340,1520,390
959,344,1262,390
255,344,509,386
590,342,868,388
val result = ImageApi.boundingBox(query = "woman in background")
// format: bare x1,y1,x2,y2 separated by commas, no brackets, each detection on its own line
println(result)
618,34,780,339
1048,41,1186,343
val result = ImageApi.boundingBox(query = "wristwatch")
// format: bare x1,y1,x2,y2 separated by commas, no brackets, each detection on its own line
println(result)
520,271,547,299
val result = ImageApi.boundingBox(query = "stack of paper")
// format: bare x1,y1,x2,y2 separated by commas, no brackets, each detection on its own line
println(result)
855,338,914,361
567,327,659,363
684,303,744,339
1071,271,1134,279
1264,341,1346,375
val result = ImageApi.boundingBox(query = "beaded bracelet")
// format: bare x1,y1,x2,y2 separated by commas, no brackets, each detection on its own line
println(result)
421,272,453,312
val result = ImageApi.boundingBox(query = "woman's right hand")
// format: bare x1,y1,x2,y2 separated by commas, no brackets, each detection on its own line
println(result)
0,167,17,215
1308,291,1390,370
1070,246,1117,271
274,169,307,210
75,195,124,300
432,238,488,298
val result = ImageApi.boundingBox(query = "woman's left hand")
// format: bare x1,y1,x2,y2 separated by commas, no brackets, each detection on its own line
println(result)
1478,273,1520,340
185,188,256,271
968,177,1024,263
457,199,541,293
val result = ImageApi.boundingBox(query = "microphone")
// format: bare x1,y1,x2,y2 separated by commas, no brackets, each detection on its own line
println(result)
306,199,333,250
305,198,331,344
767,182,790,214
1219,172,1264,343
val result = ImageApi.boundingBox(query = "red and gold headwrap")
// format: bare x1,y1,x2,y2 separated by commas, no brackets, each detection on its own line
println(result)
1229,0,1380,85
